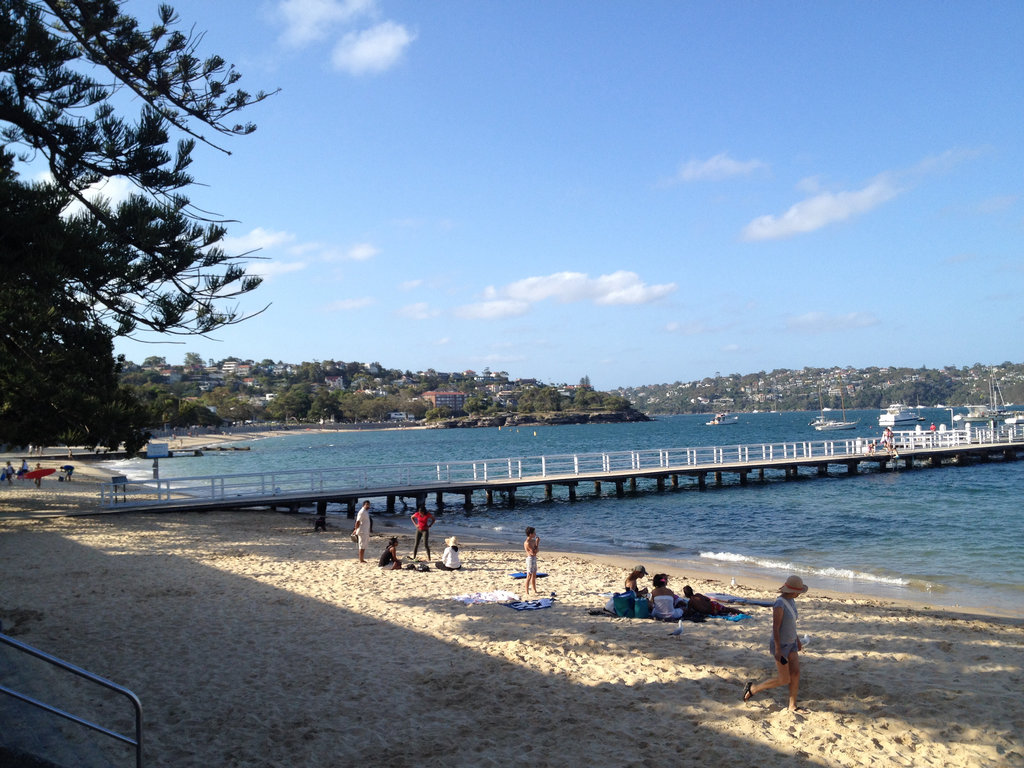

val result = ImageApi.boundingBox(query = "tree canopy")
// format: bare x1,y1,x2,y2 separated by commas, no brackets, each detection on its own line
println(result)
1,0,272,450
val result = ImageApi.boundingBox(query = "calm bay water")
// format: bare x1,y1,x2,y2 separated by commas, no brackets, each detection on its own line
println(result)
105,409,1024,617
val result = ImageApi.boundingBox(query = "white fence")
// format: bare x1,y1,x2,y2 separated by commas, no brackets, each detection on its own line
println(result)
98,426,1022,509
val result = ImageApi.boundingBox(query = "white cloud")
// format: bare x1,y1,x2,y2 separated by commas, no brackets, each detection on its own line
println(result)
398,279,423,291
276,0,375,47
332,21,416,74
784,311,879,333
397,302,439,320
219,227,296,254
456,299,531,320
324,297,374,311
251,260,307,280
742,176,900,241
456,271,675,320
495,271,675,306
676,152,767,182
54,174,134,218
345,242,380,261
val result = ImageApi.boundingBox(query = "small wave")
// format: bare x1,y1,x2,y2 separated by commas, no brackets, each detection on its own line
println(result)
699,551,914,587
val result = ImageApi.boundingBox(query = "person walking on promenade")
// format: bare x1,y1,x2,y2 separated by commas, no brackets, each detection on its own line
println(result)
524,526,540,595
743,575,809,713
410,505,435,561
352,501,371,563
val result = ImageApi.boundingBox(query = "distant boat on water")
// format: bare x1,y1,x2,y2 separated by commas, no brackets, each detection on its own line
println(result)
953,378,1007,424
811,378,858,431
706,412,739,426
878,404,923,426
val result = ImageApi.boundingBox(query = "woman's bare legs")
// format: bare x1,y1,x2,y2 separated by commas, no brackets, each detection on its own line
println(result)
745,651,800,710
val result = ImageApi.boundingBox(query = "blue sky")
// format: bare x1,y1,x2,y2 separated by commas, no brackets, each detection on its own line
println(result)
107,1,1022,388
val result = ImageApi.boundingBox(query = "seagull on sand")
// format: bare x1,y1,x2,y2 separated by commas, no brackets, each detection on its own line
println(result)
669,620,683,636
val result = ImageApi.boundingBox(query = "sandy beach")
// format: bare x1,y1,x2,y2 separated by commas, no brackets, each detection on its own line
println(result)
1,441,1023,767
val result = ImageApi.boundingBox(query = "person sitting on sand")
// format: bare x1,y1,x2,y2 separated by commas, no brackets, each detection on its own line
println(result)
378,537,403,570
435,536,462,571
650,574,686,620
682,585,741,616
625,565,649,597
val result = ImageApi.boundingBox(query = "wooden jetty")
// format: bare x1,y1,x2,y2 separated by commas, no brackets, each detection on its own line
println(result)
97,426,1024,516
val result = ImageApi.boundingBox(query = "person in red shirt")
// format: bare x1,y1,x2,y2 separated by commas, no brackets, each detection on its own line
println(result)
410,505,435,561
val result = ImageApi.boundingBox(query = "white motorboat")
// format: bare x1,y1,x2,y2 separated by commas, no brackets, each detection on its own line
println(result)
706,412,738,425
953,404,1003,423
878,404,923,426
953,378,1008,424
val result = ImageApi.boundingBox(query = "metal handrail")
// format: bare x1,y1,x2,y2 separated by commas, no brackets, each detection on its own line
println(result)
0,632,142,768
98,425,1024,508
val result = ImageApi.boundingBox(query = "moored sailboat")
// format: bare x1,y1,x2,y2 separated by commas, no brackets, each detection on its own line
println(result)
810,378,858,431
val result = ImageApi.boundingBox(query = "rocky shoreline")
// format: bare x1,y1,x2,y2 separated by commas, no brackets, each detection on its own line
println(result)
425,408,651,429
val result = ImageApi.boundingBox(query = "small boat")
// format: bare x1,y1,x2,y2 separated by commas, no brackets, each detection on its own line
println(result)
811,379,858,431
811,415,858,431
706,412,738,425
953,378,1008,424
878,404,923,426
1003,411,1024,425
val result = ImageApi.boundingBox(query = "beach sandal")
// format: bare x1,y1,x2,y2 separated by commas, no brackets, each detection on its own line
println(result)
742,681,754,702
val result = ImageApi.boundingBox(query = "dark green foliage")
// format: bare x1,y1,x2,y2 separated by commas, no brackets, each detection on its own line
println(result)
1,0,272,448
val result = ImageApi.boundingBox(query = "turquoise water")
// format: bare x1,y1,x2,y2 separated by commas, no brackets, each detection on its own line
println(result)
105,410,1024,616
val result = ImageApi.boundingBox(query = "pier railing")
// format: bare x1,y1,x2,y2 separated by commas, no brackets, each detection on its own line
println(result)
98,425,1023,508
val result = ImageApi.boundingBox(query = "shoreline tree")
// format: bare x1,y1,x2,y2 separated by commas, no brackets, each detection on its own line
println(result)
1,0,273,451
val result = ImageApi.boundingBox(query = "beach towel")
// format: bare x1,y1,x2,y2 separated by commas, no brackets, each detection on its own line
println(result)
505,598,554,611
453,590,519,605
705,593,774,607
510,572,548,579
705,613,753,621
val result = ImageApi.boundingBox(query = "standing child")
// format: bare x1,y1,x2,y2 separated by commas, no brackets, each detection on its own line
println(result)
524,526,540,595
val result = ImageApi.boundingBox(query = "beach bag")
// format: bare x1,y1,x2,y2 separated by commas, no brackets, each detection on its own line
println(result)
612,592,635,617
633,597,650,619
350,532,359,543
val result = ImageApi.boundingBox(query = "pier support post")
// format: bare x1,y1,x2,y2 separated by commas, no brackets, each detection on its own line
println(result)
544,484,553,500
714,471,723,486
346,499,356,518
697,473,706,491
386,495,396,513
463,492,473,510
758,468,765,480
507,488,516,509
656,477,665,492
435,491,445,512
594,481,602,495
485,490,493,505
846,461,858,474
739,470,748,485
671,474,679,488
817,465,828,477
615,480,624,498
629,477,637,492
568,483,577,502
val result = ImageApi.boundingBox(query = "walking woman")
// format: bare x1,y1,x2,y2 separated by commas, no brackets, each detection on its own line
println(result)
743,575,808,713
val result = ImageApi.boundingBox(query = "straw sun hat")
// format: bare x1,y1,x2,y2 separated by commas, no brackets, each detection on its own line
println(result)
778,575,809,595
445,536,459,547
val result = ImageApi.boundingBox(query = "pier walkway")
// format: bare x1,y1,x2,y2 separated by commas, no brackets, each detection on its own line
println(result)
97,425,1024,516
